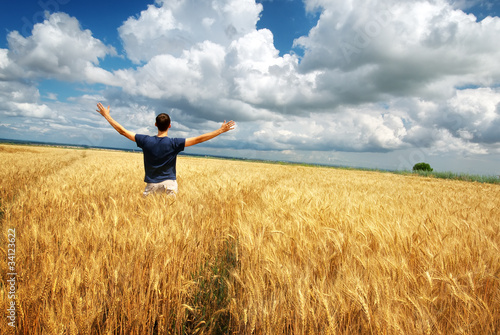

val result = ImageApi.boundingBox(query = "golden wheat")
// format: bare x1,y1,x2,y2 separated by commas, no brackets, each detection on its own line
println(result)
0,144,499,334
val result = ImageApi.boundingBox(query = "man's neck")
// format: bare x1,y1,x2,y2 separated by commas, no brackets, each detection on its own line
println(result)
157,130,169,137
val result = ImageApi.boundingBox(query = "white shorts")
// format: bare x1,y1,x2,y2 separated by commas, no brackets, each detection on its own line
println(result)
143,179,178,197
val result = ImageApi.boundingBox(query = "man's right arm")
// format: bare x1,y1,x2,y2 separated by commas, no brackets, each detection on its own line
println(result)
185,120,235,147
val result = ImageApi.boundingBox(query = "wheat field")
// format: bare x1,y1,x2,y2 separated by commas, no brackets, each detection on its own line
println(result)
0,144,499,334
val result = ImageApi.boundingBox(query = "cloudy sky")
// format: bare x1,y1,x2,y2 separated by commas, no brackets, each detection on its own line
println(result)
1,0,500,175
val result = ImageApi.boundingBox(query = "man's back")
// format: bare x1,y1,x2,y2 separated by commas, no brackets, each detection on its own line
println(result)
135,135,185,183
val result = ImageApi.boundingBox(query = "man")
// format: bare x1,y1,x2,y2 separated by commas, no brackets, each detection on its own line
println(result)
96,103,235,196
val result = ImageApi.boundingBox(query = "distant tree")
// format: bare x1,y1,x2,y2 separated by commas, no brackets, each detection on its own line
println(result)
413,162,433,172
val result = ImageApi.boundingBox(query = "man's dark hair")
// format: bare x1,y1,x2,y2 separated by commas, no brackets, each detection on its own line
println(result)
156,113,171,131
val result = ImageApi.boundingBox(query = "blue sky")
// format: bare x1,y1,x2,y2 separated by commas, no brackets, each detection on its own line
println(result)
1,0,500,175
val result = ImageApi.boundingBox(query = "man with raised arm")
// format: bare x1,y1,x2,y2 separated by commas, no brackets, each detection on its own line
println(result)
96,103,236,197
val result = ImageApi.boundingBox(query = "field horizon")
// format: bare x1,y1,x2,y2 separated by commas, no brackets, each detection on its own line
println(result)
1,144,499,334
1,139,499,185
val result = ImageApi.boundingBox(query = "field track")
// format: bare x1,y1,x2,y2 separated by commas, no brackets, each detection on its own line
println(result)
1,144,499,334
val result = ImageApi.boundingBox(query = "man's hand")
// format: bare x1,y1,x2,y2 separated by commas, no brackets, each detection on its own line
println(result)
219,120,236,134
96,103,110,117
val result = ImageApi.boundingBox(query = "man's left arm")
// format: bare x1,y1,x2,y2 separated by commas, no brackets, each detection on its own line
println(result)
96,103,136,142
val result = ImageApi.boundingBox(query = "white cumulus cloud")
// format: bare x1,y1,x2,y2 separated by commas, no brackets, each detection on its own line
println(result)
6,12,116,84
118,0,262,63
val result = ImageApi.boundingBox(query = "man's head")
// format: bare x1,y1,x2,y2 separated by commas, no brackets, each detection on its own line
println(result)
155,113,171,131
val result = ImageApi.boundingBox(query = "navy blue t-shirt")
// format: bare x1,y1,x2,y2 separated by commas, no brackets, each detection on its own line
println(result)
135,134,186,183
